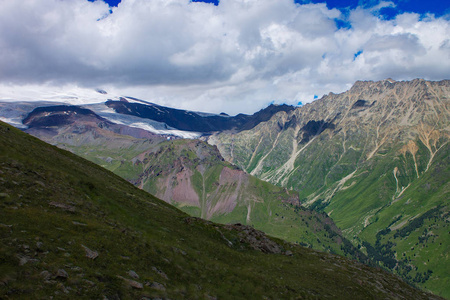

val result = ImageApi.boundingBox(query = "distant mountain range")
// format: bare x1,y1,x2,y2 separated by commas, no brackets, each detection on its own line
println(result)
105,98,295,133
0,78,448,298
0,96,296,139
17,103,366,262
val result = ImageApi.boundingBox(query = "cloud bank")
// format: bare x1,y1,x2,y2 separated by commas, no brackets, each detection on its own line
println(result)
0,0,449,114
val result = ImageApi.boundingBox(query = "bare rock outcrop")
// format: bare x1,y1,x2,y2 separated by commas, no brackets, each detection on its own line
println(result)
224,223,282,254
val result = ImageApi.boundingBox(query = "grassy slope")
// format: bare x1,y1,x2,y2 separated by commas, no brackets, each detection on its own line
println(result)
0,121,441,299
59,136,365,261
343,145,448,297
320,140,450,298
261,134,449,298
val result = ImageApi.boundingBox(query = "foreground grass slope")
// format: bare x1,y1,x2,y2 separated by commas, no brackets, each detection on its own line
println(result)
0,121,441,299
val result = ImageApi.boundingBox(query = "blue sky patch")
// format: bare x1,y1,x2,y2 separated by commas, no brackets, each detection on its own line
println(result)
93,0,449,18
353,50,363,60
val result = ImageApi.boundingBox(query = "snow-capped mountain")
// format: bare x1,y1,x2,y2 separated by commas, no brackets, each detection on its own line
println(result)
0,86,203,138
0,85,294,138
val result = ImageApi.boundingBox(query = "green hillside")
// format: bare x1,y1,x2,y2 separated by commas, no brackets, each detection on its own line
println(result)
1,121,442,299
47,129,365,261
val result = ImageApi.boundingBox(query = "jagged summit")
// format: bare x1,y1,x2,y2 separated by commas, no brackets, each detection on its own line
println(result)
349,78,445,93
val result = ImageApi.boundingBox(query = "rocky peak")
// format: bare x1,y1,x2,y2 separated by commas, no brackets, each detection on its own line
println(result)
208,79,449,297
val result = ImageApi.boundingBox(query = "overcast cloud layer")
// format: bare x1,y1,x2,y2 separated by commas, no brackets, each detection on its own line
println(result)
0,0,449,114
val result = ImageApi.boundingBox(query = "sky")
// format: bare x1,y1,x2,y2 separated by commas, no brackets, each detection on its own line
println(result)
0,0,449,115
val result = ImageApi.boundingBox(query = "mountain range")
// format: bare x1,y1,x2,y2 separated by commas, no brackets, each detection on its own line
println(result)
105,98,296,133
208,78,450,296
0,78,448,298
2,120,442,299
19,104,366,262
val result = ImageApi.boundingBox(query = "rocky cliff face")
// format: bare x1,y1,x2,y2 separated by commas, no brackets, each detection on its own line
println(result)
210,79,449,185
208,79,450,297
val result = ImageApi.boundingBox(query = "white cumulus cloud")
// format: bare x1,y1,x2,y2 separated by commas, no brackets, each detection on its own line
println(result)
0,0,449,115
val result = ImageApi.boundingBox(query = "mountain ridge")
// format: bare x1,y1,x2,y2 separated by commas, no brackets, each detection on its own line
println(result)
20,106,368,261
207,78,450,297
106,98,296,133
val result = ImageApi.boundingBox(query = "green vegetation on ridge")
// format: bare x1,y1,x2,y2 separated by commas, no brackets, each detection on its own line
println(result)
54,132,367,261
1,121,441,299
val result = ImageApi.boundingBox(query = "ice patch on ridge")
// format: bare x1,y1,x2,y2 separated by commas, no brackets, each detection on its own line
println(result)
85,103,202,139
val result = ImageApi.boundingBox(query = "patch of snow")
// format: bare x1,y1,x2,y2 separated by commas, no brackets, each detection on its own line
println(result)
85,103,202,139
194,111,222,117
124,96,222,117
0,116,26,128
123,97,154,105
